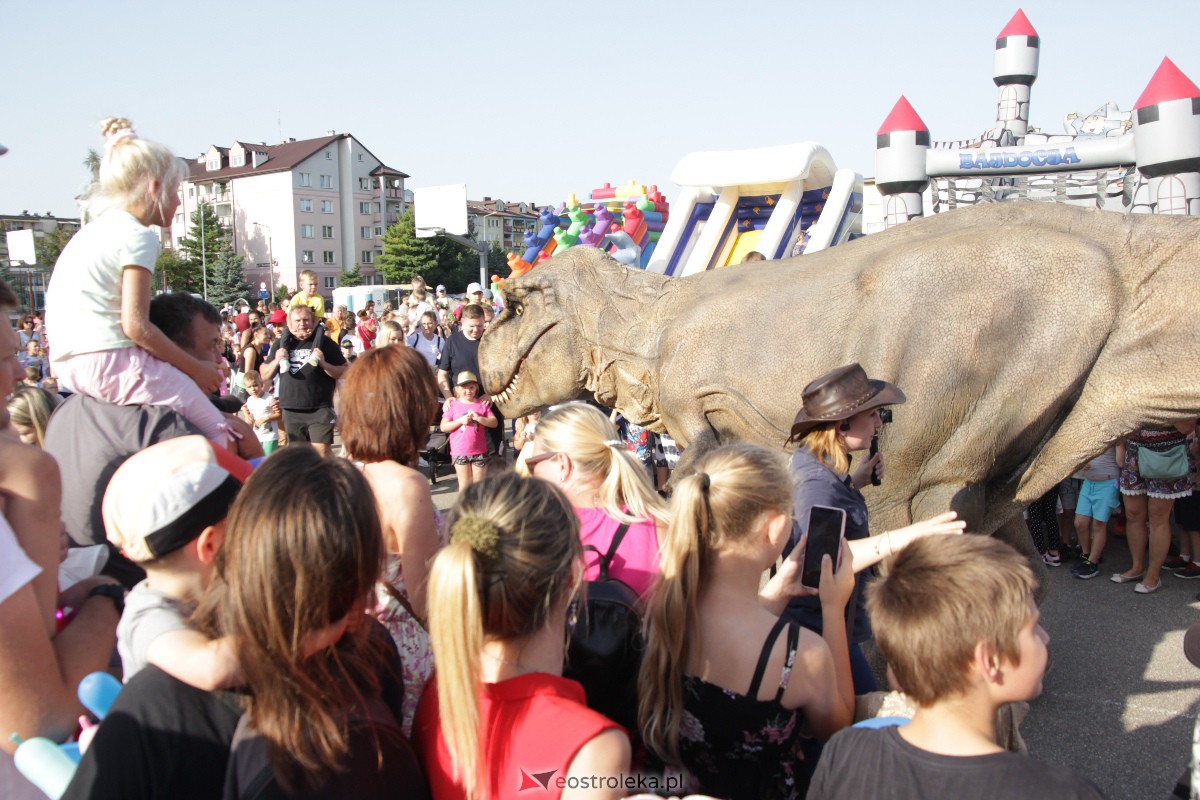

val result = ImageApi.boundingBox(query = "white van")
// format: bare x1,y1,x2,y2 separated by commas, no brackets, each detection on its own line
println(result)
331,284,411,314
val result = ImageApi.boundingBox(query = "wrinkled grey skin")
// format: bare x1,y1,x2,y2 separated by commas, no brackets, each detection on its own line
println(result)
480,202,1200,562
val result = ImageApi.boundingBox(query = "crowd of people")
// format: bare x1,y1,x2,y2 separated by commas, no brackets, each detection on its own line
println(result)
1,116,1167,800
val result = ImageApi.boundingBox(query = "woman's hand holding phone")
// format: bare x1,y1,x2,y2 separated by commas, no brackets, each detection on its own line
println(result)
818,538,855,610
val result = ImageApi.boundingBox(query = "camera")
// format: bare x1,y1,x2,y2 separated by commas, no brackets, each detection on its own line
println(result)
878,408,893,424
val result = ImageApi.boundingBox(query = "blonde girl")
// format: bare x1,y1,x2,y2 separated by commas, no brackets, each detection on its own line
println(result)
44,117,228,445
417,473,630,800
639,443,857,800
524,402,667,598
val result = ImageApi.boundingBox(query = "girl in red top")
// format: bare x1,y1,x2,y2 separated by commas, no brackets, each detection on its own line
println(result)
416,473,630,799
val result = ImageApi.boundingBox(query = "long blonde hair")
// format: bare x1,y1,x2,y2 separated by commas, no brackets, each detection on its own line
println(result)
534,402,667,525
88,116,187,219
797,422,850,475
427,473,583,800
638,443,791,764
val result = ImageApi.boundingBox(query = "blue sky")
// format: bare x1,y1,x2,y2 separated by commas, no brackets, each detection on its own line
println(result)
4,0,1198,218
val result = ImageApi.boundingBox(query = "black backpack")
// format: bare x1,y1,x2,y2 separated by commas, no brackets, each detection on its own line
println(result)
564,523,644,737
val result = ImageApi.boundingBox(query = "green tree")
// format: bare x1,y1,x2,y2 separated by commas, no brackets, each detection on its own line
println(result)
156,250,196,294
377,208,472,287
176,201,231,297
207,244,253,306
340,262,364,288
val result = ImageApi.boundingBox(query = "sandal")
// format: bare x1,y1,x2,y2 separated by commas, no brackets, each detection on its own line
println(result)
1042,552,1061,567
1111,571,1146,584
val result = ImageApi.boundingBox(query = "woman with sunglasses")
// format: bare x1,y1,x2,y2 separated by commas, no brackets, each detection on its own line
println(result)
524,402,667,598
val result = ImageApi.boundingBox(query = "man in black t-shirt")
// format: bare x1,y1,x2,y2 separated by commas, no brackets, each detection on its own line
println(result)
261,304,348,457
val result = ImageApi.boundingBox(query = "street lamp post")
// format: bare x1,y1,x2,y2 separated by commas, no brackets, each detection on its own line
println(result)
251,222,275,299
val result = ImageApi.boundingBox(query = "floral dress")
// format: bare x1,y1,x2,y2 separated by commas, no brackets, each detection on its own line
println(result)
679,617,806,800
1121,429,1194,500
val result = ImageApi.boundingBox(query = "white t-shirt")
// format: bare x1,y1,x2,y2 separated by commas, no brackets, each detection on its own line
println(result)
116,579,194,683
245,392,280,442
45,209,160,360
0,515,47,800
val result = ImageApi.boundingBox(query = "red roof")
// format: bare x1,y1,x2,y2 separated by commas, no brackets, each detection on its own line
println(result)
1135,57,1200,109
877,96,928,136
997,9,1037,38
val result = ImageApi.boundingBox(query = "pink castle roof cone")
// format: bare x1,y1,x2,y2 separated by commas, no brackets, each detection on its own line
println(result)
1135,57,1200,109
878,96,929,136
997,8,1037,39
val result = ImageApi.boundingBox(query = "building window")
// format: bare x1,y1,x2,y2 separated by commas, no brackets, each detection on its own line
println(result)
302,250,314,264
359,178,372,191
359,201,371,214
207,158,220,170
323,250,335,264
174,213,184,224
325,151,332,160
358,153,363,162
324,276,337,288
322,226,334,239
359,226,370,239
319,175,332,189
299,172,312,187
188,187,195,197
361,251,374,264
231,153,244,167
301,225,314,238
320,200,334,213
299,198,313,212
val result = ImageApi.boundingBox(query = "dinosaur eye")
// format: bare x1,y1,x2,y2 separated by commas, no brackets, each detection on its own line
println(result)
514,302,523,316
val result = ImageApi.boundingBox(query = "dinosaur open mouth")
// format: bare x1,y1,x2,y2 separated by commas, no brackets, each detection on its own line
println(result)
494,357,524,406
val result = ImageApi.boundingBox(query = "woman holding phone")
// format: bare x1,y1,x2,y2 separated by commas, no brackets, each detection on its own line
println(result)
785,363,965,694
640,443,856,800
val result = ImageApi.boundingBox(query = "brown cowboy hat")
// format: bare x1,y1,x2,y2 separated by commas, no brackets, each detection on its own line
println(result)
788,363,906,441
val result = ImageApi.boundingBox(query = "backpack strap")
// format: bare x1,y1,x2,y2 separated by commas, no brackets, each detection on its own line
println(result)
592,522,631,581
747,616,793,699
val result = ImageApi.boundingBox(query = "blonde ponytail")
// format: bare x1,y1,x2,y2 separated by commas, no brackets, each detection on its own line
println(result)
428,540,486,798
426,473,582,800
638,444,792,764
638,470,710,764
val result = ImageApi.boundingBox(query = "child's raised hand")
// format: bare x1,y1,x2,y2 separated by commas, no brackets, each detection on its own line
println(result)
189,358,223,394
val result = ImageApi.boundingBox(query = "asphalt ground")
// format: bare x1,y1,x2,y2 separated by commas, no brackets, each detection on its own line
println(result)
426,467,1199,799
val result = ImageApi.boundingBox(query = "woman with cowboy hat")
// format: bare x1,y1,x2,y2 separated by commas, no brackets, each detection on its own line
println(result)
784,363,965,694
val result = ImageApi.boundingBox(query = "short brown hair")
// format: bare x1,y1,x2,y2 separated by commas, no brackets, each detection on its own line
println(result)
339,345,436,465
867,535,1036,706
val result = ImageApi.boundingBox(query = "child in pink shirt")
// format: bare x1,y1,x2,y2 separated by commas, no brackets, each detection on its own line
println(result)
440,370,496,488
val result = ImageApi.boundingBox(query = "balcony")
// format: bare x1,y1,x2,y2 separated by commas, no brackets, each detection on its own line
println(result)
374,187,403,200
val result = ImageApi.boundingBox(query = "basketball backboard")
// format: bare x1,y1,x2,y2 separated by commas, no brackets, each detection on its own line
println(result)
413,184,469,238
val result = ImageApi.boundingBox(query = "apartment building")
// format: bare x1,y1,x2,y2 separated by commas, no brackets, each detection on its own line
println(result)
169,132,409,301
466,198,540,253
2,212,82,313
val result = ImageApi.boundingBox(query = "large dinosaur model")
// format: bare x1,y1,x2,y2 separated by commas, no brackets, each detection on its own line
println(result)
479,202,1200,554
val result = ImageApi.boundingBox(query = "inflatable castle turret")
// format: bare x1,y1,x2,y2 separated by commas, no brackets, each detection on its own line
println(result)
992,9,1039,143
1132,57,1200,216
875,96,930,229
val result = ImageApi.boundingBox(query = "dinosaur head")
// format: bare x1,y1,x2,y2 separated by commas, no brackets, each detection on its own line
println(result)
478,255,588,418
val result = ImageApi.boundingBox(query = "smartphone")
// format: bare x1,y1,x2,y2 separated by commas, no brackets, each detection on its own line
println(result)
801,505,847,589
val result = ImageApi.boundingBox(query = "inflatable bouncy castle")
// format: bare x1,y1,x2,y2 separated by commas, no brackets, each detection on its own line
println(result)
873,9,1200,231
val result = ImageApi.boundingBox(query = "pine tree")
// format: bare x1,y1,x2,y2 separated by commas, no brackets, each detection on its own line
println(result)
340,262,364,287
207,243,253,306
176,201,226,295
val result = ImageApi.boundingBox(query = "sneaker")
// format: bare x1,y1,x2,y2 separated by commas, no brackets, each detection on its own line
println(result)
1164,555,1191,570
1176,563,1200,580
1042,551,1061,567
1072,558,1100,579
